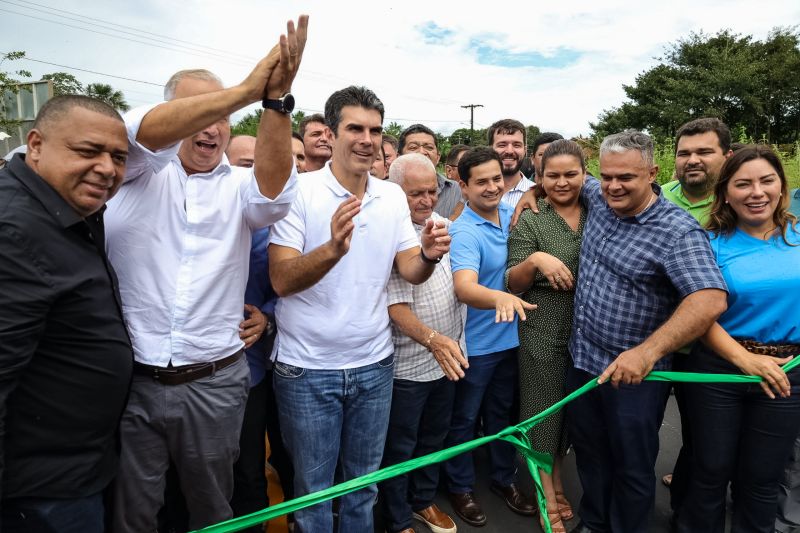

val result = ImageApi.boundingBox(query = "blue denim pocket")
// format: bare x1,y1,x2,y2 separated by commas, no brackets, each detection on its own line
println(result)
377,354,395,368
274,361,306,378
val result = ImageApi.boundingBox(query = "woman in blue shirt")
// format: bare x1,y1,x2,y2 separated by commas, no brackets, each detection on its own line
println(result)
678,145,800,533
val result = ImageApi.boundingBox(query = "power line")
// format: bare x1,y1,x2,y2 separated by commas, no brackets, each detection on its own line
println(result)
0,7,253,67
12,55,163,87
2,0,259,61
461,104,484,131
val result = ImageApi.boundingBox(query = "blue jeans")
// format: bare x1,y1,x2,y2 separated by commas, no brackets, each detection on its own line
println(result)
566,365,670,533
273,354,394,533
444,348,518,493
379,377,456,532
2,492,104,533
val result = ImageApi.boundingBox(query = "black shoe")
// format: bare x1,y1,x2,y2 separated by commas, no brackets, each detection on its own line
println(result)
448,491,487,527
489,482,537,516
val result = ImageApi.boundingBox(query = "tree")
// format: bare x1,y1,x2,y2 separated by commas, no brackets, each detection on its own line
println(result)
590,27,800,144
291,110,306,132
448,127,487,146
41,72,83,96
231,109,261,137
0,51,32,132
85,83,130,112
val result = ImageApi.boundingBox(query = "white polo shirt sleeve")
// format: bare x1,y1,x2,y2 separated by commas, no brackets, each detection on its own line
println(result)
268,183,307,253
395,199,419,253
122,104,180,183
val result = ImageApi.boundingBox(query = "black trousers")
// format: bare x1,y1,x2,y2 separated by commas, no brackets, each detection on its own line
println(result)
231,368,295,532
677,345,800,533
566,365,669,533
668,351,692,513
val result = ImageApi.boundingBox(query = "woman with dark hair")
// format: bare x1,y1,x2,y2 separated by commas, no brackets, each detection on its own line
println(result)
677,145,800,533
506,139,586,533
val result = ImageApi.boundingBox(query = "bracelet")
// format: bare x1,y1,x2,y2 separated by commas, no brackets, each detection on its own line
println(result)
420,249,442,264
424,330,438,350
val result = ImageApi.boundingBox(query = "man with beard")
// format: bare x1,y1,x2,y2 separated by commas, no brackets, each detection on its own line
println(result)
298,113,332,171
659,117,732,525
662,118,733,225
488,119,533,207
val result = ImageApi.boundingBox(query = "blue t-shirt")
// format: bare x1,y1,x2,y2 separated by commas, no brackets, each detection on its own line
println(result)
711,226,800,344
450,203,519,356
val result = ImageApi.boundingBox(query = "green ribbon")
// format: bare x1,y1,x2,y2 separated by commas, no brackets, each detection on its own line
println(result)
193,356,799,533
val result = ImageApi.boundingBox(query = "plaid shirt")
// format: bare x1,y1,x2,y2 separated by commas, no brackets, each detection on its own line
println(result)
570,178,727,376
387,214,466,381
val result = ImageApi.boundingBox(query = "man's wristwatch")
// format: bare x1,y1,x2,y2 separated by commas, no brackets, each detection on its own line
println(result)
262,92,295,115
420,250,442,264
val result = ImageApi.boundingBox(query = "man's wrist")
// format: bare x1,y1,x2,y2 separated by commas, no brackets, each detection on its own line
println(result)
420,248,442,264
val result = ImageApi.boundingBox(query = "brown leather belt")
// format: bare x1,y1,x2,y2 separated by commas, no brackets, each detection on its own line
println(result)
133,351,243,385
736,340,800,357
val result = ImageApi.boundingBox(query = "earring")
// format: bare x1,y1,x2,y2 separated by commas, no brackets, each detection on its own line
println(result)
724,200,729,204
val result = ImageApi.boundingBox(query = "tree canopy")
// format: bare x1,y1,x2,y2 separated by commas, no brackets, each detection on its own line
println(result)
590,27,800,144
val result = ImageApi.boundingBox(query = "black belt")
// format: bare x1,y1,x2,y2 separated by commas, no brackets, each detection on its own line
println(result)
133,351,243,385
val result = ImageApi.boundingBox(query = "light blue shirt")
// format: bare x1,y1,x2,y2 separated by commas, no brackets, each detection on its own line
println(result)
711,226,800,344
450,203,519,356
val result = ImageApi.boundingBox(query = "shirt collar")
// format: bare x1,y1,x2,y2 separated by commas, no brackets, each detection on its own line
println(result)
321,160,382,201
8,154,86,228
669,180,714,208
635,183,665,223
462,202,512,229
174,151,232,178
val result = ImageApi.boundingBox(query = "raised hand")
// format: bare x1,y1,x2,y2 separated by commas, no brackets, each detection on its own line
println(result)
328,195,361,258
420,219,450,262
239,15,309,103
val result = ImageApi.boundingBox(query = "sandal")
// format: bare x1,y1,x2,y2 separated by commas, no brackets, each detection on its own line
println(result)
554,491,574,521
540,506,567,533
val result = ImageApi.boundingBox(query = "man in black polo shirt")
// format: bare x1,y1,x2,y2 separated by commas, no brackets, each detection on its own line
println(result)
0,95,133,532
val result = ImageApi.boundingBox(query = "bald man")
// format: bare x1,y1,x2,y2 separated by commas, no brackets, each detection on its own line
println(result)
0,95,133,532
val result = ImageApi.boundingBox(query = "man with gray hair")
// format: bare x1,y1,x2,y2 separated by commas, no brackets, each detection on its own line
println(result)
106,16,309,532
562,130,728,533
379,153,467,533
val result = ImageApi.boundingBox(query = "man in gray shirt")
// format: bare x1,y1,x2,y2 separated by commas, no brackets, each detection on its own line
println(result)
379,153,468,533
398,124,463,218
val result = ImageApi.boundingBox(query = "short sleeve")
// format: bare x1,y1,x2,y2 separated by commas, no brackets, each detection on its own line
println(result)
396,196,419,253
268,186,307,253
449,226,481,274
580,176,602,211
664,228,728,297
387,266,414,306
122,104,180,182
506,209,540,269
240,165,298,230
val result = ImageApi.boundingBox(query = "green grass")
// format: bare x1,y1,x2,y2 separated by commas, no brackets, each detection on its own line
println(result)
585,142,800,190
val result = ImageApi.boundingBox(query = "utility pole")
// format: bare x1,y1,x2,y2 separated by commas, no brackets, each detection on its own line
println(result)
461,104,483,133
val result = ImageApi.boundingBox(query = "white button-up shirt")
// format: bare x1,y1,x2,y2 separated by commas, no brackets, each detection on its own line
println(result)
269,162,419,370
105,104,297,366
501,172,534,208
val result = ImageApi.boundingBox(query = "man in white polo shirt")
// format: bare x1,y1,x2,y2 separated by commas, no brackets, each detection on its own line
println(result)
268,85,451,533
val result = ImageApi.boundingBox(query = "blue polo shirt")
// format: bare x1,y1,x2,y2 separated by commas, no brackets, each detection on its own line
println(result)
450,203,519,356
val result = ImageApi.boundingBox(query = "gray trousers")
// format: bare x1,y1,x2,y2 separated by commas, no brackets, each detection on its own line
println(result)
777,435,800,533
112,356,250,532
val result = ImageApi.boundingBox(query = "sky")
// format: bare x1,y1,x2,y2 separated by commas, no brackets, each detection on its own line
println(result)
2,0,799,138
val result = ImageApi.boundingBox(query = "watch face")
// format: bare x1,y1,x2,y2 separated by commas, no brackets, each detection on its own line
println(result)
282,93,295,113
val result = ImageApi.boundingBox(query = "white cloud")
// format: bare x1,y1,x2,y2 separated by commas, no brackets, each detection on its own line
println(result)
4,0,799,137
